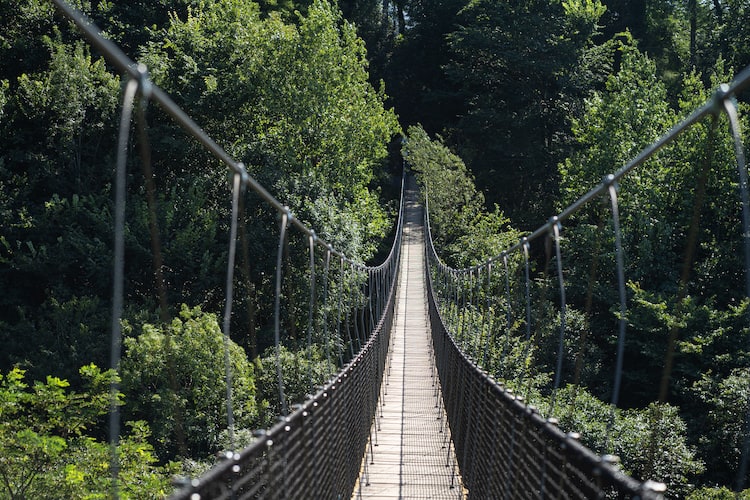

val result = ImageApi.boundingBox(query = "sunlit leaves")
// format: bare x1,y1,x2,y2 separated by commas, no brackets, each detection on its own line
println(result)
0,366,173,499
143,0,399,261
555,386,704,498
122,305,260,459
404,124,519,267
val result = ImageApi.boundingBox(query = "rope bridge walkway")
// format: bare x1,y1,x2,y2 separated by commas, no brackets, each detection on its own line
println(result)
48,1,750,498
352,179,464,499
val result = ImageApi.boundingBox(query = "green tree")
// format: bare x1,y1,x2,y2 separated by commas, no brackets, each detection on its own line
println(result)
0,365,174,499
690,369,750,487
255,344,333,420
0,33,121,383
141,0,398,259
121,305,262,461
137,0,400,356
337,0,399,89
557,36,750,491
689,0,750,77
559,45,745,405
445,0,608,227
688,486,750,499
556,386,704,498
404,124,518,267
384,0,468,133
599,0,691,87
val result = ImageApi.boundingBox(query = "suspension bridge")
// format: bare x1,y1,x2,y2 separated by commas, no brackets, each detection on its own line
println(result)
39,1,750,498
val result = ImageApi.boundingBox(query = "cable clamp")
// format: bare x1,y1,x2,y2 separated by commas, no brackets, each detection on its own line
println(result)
136,63,152,100
710,83,731,116
282,206,293,224
549,215,562,235
236,162,249,184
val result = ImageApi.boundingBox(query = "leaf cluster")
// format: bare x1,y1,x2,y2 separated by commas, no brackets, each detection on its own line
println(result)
404,124,519,268
0,365,175,499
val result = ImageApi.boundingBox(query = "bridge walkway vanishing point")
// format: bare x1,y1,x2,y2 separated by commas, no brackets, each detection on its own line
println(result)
352,181,465,499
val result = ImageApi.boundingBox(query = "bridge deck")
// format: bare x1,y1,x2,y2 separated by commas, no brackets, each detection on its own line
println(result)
352,185,464,499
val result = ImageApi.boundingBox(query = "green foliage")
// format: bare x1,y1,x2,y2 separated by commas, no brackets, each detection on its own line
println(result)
122,305,261,461
443,0,608,227
560,41,672,205
598,0,750,82
556,386,704,498
1,6,399,491
404,124,519,267
142,0,399,260
382,0,466,133
255,344,333,420
559,44,747,396
690,369,750,487
619,404,704,497
0,368,72,500
688,486,750,499
4,0,750,495
0,32,121,382
557,40,749,491
0,366,174,499
0,0,57,82
0,79,8,120
52,421,179,500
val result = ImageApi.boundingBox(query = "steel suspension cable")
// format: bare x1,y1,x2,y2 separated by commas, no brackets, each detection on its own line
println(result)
322,247,333,376
474,265,485,361
368,270,376,343
337,256,346,366
360,268,367,346
723,94,750,491
274,210,290,417
517,239,533,392
501,253,512,379
221,171,243,453
307,232,317,396
549,218,567,416
606,178,628,452
135,101,169,322
481,262,493,368
347,265,357,354
464,269,473,351
134,77,189,460
108,76,138,500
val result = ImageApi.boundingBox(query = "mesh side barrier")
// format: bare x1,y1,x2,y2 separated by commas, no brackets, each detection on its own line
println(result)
169,273,397,500
425,265,662,500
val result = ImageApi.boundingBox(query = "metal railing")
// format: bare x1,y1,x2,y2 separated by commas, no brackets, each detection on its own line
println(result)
425,258,664,498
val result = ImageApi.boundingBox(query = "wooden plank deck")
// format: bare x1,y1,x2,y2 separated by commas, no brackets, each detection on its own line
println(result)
352,184,465,500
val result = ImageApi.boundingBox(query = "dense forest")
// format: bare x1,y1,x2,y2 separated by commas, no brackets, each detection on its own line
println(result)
2,0,750,497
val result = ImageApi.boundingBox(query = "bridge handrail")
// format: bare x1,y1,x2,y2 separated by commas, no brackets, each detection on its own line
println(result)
170,267,401,499
425,67,750,274
424,61,750,495
424,237,665,498
166,171,404,499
